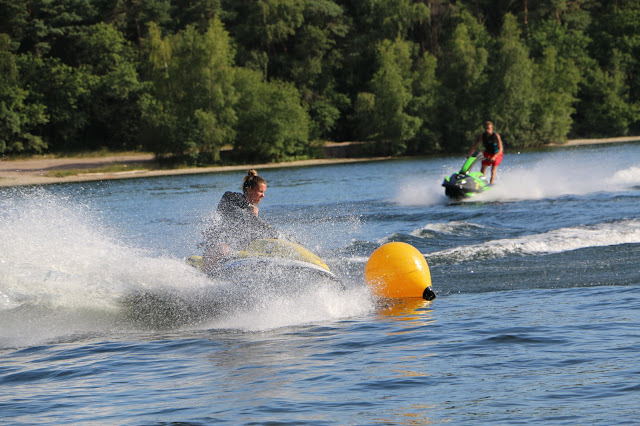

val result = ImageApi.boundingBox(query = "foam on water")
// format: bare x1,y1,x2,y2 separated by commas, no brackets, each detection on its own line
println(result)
204,286,374,332
427,219,640,262
392,178,449,206
0,190,373,347
411,221,488,237
476,154,640,201
606,165,640,186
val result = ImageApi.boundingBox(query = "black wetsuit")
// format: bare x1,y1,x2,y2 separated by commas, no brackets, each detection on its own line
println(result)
203,191,277,251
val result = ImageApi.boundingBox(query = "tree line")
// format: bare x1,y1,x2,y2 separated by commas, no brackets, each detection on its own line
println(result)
1,0,639,163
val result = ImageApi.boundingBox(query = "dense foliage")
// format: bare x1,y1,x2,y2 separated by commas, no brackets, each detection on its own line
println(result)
1,0,639,162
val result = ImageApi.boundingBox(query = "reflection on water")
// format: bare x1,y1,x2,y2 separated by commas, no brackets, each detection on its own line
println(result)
378,298,435,322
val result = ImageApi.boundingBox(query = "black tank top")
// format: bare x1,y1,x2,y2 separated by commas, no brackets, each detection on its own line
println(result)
482,132,499,154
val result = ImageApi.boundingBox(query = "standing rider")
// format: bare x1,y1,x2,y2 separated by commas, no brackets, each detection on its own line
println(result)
468,121,504,185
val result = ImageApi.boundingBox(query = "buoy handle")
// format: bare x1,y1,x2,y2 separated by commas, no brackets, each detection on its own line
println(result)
422,286,436,301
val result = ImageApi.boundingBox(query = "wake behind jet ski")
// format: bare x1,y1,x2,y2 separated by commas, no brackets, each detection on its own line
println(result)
442,151,490,200
124,238,342,328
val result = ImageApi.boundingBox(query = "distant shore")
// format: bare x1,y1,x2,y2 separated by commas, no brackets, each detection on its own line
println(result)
544,136,640,146
1,136,639,187
0,153,393,187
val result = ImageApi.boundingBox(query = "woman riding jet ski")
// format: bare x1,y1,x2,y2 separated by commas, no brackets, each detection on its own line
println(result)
195,170,341,289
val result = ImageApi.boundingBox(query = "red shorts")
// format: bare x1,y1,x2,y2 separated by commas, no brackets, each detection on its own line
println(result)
482,151,503,167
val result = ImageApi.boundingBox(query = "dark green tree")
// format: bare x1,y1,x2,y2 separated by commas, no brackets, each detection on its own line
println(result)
409,0,456,55
579,0,640,135
530,45,580,144
488,13,535,148
574,50,639,137
15,0,98,58
437,8,491,151
526,19,585,143
17,54,90,151
0,34,47,154
98,0,172,43
141,18,238,162
355,37,421,155
288,1,349,141
73,22,144,150
408,50,441,153
340,0,430,106
222,0,305,76
170,0,222,33
223,0,349,142
0,0,29,43
2,0,639,158
234,68,310,162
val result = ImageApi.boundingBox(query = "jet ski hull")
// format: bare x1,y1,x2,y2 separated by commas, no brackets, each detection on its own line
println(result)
188,239,343,292
442,171,489,200
442,153,490,200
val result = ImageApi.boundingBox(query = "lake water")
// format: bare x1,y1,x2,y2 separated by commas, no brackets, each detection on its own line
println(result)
1,142,640,424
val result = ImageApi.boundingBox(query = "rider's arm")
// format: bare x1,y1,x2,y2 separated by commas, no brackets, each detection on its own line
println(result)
468,134,482,157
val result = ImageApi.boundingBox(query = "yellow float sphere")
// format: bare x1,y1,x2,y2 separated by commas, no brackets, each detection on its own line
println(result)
365,242,435,300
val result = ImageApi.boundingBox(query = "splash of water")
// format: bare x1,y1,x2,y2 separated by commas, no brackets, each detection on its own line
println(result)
395,150,640,205
475,155,640,201
392,178,449,206
606,166,640,186
0,189,373,348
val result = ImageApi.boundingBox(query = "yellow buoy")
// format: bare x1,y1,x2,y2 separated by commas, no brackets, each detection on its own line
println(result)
365,242,435,300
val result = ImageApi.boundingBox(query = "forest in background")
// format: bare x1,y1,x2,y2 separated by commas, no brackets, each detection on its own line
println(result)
1,0,639,164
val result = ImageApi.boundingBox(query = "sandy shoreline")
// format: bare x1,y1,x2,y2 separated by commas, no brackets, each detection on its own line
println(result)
0,154,393,187
2,136,638,187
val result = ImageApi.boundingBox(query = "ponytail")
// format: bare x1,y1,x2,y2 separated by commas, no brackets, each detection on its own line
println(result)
242,169,266,193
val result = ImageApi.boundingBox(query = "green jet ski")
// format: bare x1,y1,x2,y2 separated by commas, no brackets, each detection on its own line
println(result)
442,152,490,200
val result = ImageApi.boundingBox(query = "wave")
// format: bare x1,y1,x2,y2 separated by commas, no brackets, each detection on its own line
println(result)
411,221,489,237
426,219,640,263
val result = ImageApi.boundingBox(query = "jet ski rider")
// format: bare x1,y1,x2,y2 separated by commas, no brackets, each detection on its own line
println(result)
202,169,278,270
467,121,504,184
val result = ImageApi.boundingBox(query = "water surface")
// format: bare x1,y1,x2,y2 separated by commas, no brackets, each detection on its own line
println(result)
2,142,640,424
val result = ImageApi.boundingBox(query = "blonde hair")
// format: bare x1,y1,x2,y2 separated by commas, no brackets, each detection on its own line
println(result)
242,169,266,193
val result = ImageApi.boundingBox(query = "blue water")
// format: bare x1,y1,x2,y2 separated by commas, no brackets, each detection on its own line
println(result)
2,142,640,424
